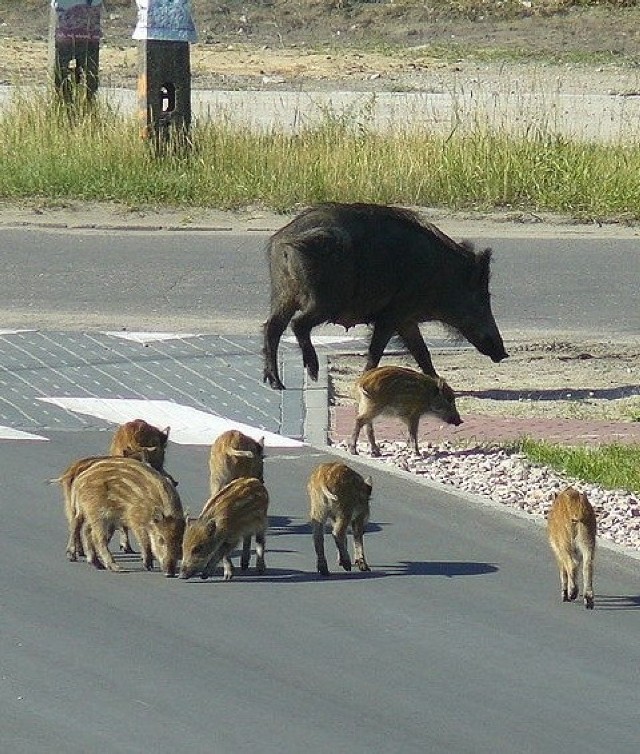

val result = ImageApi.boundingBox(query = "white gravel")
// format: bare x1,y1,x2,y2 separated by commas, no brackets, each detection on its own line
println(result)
337,440,640,555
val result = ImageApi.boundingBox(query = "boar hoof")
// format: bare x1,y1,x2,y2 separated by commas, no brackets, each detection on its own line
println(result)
339,559,352,572
317,561,330,577
263,371,286,391
370,447,381,458
347,444,358,456
584,594,594,610
66,550,78,562
569,586,579,601
256,559,266,574
355,559,371,572
240,558,250,572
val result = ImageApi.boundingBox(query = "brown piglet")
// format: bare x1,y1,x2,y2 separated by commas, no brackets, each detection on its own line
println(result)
308,462,372,576
209,429,264,497
547,486,596,609
109,419,176,552
349,365,462,456
69,457,185,576
180,477,269,581
109,418,171,472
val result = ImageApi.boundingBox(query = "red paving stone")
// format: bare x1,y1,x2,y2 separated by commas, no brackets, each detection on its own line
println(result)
330,405,640,446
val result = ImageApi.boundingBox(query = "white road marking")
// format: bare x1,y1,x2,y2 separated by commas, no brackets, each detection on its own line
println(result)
37,397,303,448
283,334,361,345
0,427,48,441
102,331,199,344
0,329,37,336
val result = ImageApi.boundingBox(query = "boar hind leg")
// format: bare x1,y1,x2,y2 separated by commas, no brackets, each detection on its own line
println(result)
332,518,352,572
312,519,330,576
263,309,294,390
552,544,577,602
352,514,370,572
88,522,120,572
67,514,84,562
396,321,438,377
290,309,324,382
577,532,595,610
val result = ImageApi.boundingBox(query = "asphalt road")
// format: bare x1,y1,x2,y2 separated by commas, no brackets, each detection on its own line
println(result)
2,226,639,753
1,226,639,335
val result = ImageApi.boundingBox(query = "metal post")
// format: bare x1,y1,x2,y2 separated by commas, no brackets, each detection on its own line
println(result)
49,0,102,104
133,0,197,152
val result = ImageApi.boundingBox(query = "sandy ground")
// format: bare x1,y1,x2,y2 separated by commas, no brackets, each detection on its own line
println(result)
329,340,640,423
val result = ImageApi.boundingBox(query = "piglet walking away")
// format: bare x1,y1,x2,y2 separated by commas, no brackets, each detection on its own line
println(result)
209,429,265,497
263,202,508,389
547,487,596,609
180,477,269,581
69,457,185,577
308,462,373,576
349,365,462,457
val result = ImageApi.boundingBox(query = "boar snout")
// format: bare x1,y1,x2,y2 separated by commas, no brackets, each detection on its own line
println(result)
478,333,509,363
448,414,463,426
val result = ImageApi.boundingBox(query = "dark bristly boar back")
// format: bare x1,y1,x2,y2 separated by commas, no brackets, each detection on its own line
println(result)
349,365,462,457
263,202,508,390
70,457,185,577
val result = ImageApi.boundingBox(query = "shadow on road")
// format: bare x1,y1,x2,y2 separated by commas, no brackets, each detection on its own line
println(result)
594,594,640,611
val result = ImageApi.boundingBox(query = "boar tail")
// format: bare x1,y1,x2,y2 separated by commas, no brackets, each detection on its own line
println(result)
226,448,257,459
319,483,338,502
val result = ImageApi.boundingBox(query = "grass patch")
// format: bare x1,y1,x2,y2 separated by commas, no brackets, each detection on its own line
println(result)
515,439,640,495
2,87,640,218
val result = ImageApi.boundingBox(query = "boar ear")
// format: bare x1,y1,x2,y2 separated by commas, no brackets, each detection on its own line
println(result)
364,476,373,494
162,427,171,443
258,436,265,449
475,247,492,288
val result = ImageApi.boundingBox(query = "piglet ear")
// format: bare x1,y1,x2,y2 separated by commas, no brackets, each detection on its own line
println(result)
152,507,165,524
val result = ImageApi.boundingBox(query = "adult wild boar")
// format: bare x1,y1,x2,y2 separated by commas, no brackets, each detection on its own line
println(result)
263,203,508,390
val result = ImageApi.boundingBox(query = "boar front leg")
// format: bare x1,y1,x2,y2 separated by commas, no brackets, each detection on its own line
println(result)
131,527,154,571
351,513,370,572
406,413,422,456
119,525,136,554
365,319,396,372
396,320,438,377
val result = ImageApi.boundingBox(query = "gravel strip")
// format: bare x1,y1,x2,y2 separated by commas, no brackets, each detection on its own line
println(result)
336,440,640,555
